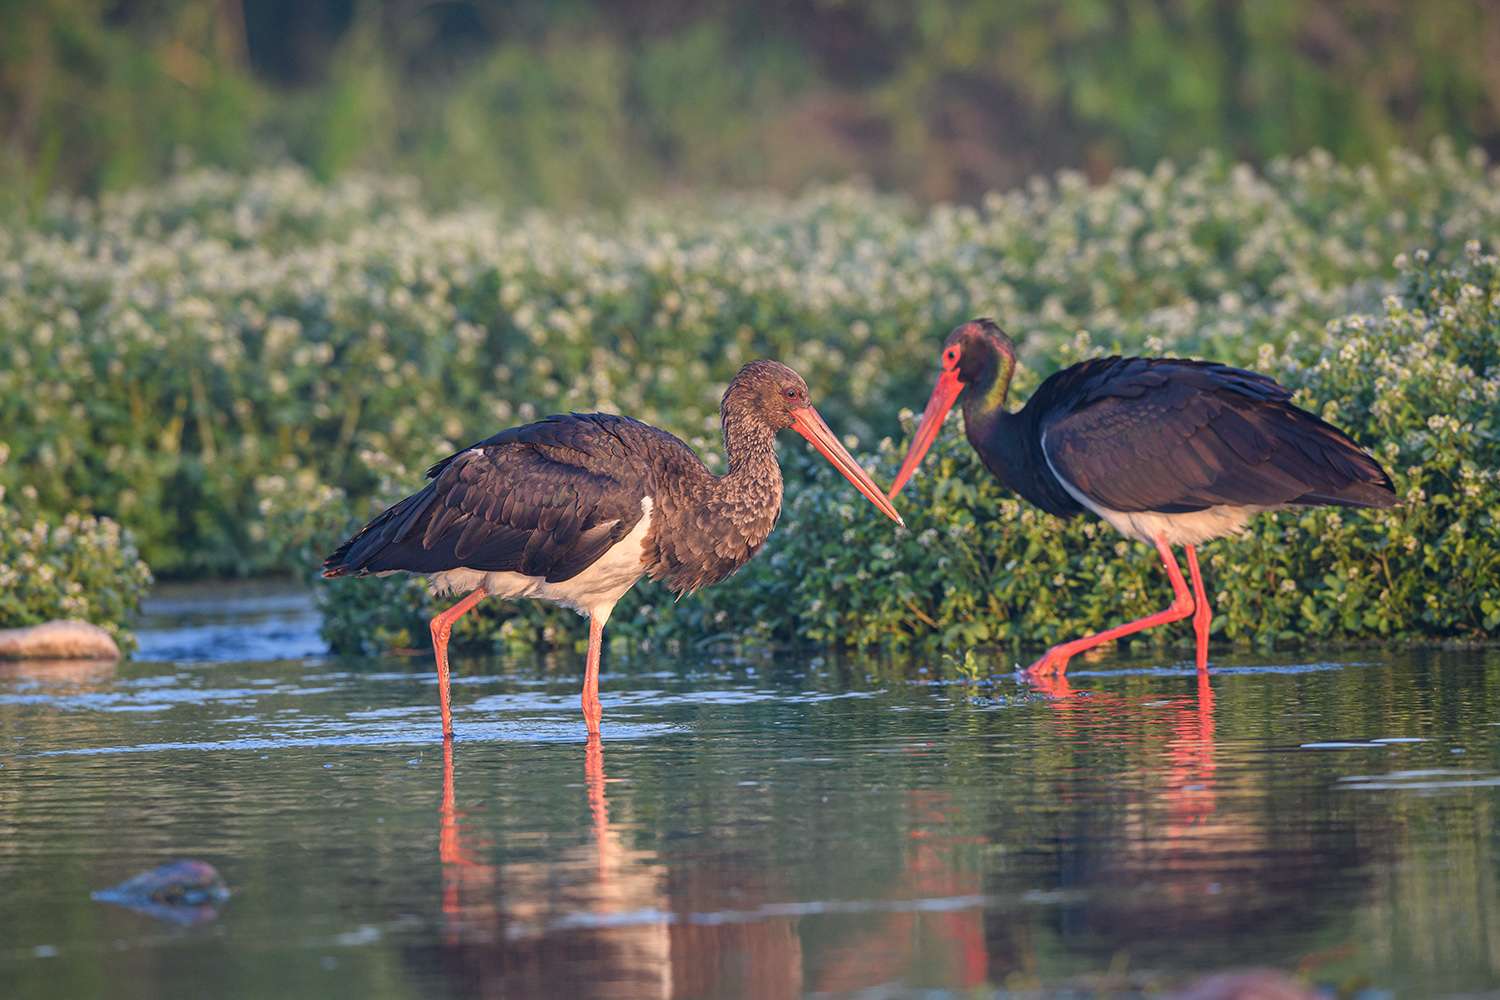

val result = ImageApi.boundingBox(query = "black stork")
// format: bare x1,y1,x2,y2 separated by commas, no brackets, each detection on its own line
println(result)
888,319,1396,677
323,360,903,737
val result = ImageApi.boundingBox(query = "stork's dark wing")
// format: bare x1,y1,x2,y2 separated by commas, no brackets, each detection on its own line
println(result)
322,414,650,582
1038,357,1396,513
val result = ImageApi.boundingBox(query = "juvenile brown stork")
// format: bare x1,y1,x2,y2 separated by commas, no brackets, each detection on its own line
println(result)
888,320,1396,677
323,361,903,737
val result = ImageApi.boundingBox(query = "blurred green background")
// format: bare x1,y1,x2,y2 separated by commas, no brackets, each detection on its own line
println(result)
5,0,1499,210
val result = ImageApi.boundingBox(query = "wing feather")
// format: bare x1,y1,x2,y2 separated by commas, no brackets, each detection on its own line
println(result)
1040,359,1395,513
325,414,651,582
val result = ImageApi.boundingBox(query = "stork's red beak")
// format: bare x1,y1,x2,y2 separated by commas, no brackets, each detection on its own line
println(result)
888,365,964,499
789,406,905,526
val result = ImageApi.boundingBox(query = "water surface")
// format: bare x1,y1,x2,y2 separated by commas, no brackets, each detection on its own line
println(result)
2,587,1498,998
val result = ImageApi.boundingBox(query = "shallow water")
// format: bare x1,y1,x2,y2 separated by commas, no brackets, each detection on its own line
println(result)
2,587,1499,999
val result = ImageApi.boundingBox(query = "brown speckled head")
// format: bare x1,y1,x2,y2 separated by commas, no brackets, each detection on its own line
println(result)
719,359,902,524
719,359,811,433
644,358,900,597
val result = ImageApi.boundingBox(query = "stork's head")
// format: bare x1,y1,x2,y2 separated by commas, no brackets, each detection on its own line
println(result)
940,319,1016,393
721,360,811,433
722,360,902,526
888,319,1017,499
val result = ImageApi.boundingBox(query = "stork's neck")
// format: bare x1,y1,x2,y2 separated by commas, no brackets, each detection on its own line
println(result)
959,363,1085,518
958,348,1015,437
644,410,783,597
720,410,784,499
962,402,1026,479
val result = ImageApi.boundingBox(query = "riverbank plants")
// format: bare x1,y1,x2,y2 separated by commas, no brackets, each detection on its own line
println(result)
3,142,1496,652
0,457,153,651
330,241,1496,659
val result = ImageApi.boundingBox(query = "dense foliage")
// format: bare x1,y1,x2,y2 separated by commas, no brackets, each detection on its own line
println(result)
4,2,1499,209
4,142,1497,654
755,247,1500,654
0,455,153,650
326,243,1499,660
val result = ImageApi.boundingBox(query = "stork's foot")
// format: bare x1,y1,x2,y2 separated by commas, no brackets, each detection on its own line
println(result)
1024,647,1073,679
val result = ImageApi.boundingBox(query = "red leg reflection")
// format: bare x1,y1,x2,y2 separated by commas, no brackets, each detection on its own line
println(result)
812,789,989,992
1163,670,1218,829
908,791,989,987
1027,670,1079,700
586,735,610,883
434,739,806,996
439,740,493,943
1034,670,1220,852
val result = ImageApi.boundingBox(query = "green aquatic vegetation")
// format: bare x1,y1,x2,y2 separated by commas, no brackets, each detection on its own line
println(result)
4,142,1497,579
0,459,153,651
944,649,987,683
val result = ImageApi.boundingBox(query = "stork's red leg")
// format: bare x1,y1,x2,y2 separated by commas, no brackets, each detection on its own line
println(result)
429,587,488,738
581,615,605,735
1185,544,1211,671
1025,535,1194,678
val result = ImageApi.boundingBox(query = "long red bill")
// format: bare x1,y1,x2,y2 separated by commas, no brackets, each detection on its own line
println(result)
888,366,964,499
789,406,905,526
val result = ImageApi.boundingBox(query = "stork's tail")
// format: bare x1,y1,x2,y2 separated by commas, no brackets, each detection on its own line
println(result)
320,488,437,578
1288,410,1400,510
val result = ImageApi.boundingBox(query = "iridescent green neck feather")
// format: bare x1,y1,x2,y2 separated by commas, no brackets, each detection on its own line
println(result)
959,339,1016,425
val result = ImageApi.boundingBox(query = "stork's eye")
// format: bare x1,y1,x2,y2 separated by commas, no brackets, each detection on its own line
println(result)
784,387,798,399
943,348,959,366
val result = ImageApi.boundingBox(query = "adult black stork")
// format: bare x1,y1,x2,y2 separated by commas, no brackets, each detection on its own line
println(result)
888,319,1396,677
323,360,903,737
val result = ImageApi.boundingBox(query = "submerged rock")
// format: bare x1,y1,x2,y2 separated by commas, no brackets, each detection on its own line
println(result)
92,860,230,926
0,621,120,661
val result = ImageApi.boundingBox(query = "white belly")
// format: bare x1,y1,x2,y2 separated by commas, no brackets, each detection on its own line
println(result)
1040,438,1270,546
428,498,653,624
1076,502,1268,546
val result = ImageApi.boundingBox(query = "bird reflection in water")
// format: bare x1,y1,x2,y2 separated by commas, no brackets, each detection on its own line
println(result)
809,787,990,993
1001,667,1370,979
1029,667,1219,830
432,739,802,998
1165,671,1218,835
